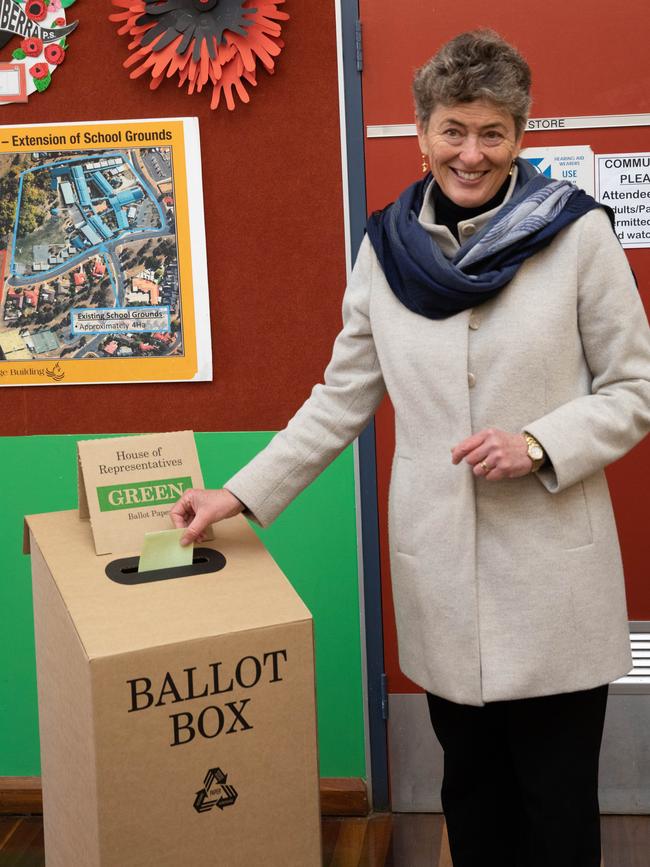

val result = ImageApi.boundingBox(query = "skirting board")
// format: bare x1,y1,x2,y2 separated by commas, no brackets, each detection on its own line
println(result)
0,776,369,817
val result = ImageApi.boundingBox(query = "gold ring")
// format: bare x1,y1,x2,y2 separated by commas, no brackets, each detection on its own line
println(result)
481,460,491,473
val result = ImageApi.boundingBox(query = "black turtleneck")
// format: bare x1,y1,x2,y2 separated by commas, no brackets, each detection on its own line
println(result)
432,175,511,242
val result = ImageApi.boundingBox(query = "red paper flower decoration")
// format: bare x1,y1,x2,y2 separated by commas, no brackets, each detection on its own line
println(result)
21,37,44,57
29,62,49,79
110,0,289,110
1,0,78,102
25,1,48,22
44,44,66,65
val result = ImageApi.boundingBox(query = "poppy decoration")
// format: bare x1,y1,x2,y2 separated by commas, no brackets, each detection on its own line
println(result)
110,0,289,111
0,0,78,103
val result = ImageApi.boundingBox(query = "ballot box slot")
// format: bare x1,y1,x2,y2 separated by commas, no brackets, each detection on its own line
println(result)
105,548,226,585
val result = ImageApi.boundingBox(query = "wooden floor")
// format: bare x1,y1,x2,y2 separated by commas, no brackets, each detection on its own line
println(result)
1,814,648,865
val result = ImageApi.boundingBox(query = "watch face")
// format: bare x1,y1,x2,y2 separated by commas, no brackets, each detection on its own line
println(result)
529,444,544,460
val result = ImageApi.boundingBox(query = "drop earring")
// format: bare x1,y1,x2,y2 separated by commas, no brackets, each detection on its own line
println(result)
421,153,429,174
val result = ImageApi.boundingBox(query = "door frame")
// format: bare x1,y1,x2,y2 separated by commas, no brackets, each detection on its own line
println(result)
335,0,390,811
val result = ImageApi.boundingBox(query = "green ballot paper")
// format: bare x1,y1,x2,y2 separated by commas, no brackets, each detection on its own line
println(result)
138,529,194,573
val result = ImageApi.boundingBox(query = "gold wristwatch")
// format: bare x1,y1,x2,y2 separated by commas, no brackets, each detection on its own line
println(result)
523,432,545,472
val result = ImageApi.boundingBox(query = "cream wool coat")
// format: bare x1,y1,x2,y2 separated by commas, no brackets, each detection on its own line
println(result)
226,180,650,706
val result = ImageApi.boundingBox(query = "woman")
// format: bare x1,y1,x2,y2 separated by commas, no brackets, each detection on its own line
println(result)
171,31,650,867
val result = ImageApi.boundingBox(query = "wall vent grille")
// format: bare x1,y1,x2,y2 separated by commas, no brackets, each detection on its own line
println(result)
610,622,650,694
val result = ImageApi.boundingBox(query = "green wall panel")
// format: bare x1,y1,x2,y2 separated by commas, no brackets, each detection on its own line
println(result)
0,433,365,779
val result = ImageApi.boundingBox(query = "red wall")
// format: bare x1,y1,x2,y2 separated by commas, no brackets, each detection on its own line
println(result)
2,1,347,435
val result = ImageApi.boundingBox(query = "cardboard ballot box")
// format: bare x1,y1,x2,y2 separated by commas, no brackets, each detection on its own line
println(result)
24,434,321,867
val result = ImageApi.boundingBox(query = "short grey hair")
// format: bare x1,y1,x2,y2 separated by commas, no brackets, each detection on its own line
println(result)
413,30,531,137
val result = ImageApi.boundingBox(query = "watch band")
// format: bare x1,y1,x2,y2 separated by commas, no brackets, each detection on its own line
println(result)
523,432,546,472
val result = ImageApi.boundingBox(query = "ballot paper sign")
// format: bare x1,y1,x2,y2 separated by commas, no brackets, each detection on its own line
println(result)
78,430,211,555
520,145,594,195
595,153,650,248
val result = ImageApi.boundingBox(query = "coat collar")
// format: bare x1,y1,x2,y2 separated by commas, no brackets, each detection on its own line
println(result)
418,167,520,258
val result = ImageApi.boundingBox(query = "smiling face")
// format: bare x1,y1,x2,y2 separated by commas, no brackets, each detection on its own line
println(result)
417,100,524,208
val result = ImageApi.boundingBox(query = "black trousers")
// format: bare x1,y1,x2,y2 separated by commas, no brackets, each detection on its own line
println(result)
426,685,609,867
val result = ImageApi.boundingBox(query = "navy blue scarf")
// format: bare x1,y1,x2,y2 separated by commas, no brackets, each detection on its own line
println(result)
366,158,612,319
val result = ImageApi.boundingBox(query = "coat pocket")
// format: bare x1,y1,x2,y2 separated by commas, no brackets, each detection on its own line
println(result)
391,455,414,556
554,481,593,549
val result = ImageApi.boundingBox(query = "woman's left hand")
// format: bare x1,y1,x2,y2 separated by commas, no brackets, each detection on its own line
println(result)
451,428,533,480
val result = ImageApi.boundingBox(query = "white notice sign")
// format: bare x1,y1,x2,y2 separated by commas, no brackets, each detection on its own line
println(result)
595,153,650,248
520,146,594,195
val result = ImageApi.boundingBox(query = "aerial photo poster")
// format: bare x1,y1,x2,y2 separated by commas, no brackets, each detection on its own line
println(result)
0,117,211,385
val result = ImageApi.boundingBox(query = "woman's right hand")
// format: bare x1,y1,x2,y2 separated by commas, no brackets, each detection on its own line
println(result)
169,488,245,546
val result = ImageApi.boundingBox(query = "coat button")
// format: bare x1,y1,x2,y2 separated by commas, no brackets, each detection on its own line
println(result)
469,312,480,330
467,372,476,388
461,223,476,236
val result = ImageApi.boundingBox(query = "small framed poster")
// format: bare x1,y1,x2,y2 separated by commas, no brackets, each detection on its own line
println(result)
0,63,27,102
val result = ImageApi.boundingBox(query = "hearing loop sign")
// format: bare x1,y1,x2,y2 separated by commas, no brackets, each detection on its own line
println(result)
519,146,595,195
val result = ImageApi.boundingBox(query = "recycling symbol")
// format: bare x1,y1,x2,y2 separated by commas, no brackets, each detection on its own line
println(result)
193,767,238,813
